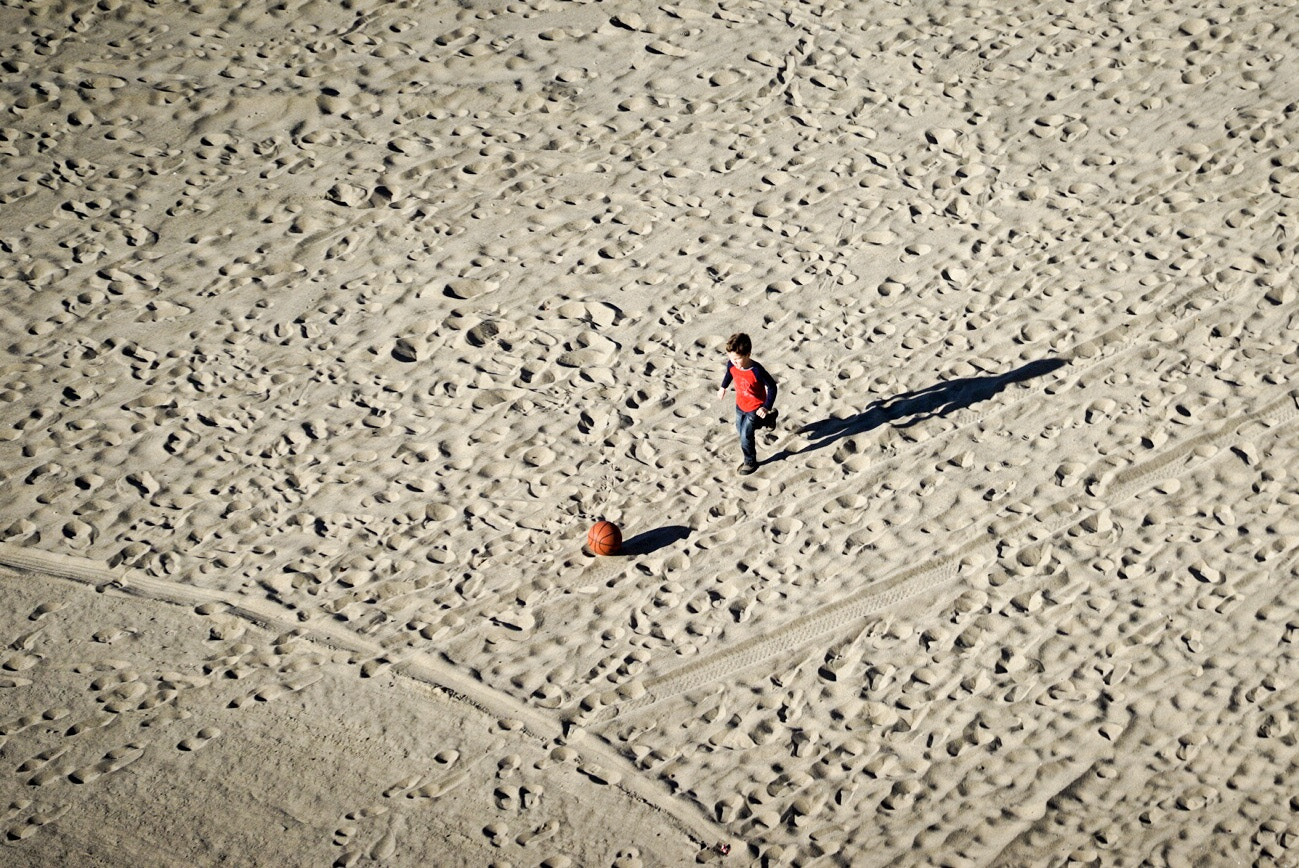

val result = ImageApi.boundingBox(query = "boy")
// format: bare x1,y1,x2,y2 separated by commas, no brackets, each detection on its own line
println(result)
716,332,778,474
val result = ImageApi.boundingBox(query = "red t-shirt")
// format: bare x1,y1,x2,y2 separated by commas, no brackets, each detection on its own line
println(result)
722,361,777,413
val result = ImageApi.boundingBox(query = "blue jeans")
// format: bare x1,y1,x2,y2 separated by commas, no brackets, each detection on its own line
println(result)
735,407,759,466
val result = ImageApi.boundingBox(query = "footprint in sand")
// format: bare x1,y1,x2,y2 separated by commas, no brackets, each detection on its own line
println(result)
4,803,70,842
68,743,146,784
177,727,222,752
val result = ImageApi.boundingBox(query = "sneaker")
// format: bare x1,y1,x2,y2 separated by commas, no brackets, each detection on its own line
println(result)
738,462,758,475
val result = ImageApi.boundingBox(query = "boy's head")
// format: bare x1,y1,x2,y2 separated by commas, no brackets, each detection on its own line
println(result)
725,332,752,359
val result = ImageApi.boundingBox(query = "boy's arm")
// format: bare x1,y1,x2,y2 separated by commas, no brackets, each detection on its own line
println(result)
719,363,733,390
755,363,777,410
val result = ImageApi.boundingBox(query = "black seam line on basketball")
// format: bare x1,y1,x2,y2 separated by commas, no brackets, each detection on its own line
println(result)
0,549,728,850
593,388,1299,723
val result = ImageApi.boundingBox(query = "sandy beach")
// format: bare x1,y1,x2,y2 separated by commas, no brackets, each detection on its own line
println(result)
3,0,1299,864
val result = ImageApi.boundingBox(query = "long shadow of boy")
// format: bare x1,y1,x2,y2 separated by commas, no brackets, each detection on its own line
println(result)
777,357,1068,460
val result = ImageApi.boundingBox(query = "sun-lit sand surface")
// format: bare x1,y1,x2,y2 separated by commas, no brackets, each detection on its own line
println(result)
3,0,1299,864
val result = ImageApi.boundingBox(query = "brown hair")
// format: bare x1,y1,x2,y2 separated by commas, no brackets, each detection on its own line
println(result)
725,332,752,356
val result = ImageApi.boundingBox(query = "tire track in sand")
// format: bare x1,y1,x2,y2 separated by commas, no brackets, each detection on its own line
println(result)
0,544,729,852
589,388,1299,725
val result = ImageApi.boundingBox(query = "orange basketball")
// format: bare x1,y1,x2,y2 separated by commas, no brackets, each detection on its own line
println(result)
587,520,622,556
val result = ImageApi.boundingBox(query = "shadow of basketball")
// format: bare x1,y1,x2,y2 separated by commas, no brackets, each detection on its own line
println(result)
618,525,692,556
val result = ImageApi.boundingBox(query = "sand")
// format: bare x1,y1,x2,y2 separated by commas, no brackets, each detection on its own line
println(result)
2,0,1299,864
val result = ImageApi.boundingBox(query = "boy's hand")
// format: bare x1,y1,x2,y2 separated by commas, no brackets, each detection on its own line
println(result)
756,407,768,419
716,388,725,399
